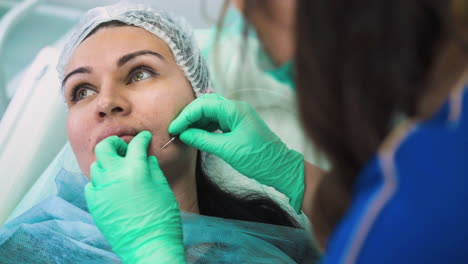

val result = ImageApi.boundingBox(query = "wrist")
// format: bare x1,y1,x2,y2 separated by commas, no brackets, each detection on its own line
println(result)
286,151,305,213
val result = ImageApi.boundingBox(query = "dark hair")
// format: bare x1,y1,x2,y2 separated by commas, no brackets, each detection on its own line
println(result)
295,0,468,245
86,21,299,228
196,152,298,227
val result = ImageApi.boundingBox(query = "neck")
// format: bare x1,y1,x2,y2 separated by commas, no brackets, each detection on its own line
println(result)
254,18,294,66
170,173,199,214
162,149,199,214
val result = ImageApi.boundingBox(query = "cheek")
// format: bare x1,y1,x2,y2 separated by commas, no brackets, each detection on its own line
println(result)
149,135,196,176
139,85,193,133
137,96,178,156
137,88,195,169
66,111,94,178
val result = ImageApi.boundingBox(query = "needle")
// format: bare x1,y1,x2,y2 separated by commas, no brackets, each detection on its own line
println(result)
160,136,176,150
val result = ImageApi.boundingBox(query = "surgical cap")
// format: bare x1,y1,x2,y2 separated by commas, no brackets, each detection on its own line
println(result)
57,2,213,97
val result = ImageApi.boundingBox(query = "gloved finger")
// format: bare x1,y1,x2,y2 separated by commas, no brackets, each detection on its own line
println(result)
168,98,232,136
191,93,228,102
178,128,230,158
84,183,111,225
148,155,169,185
94,135,127,167
126,131,152,160
179,110,221,132
89,161,111,187
179,117,220,132
84,182,98,209
114,138,128,157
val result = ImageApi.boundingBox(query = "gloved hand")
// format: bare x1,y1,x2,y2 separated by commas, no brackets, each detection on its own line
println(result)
169,94,305,213
85,131,186,264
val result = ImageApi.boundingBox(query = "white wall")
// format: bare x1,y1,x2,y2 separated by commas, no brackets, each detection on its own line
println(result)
11,0,225,28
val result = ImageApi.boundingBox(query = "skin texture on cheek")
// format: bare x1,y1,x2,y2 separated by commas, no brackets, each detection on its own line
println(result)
67,111,94,178
144,87,196,176
132,79,194,151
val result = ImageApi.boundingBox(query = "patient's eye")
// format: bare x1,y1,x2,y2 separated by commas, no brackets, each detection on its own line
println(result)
128,66,158,84
132,71,150,81
71,85,97,102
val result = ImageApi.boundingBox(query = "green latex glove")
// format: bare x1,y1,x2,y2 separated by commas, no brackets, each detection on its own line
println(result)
85,131,186,264
169,94,305,213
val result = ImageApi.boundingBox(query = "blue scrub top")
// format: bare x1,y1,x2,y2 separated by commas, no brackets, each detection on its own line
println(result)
322,86,468,263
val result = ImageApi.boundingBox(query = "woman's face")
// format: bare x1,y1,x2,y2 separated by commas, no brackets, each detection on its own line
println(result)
63,25,196,178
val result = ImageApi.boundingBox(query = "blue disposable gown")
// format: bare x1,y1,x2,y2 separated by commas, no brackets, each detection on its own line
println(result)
0,168,319,263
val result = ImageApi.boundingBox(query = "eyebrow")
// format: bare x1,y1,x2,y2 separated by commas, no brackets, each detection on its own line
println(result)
62,67,91,88
117,50,165,67
61,50,165,87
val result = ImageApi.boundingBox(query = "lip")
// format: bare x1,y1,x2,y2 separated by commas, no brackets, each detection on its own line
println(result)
119,135,135,144
94,126,140,149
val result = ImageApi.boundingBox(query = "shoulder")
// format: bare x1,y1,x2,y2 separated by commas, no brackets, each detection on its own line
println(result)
323,87,468,263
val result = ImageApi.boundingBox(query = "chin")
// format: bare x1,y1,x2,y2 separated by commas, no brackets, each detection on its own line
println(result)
156,143,197,173
150,147,176,168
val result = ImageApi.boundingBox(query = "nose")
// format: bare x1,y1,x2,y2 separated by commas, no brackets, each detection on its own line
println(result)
95,84,131,119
